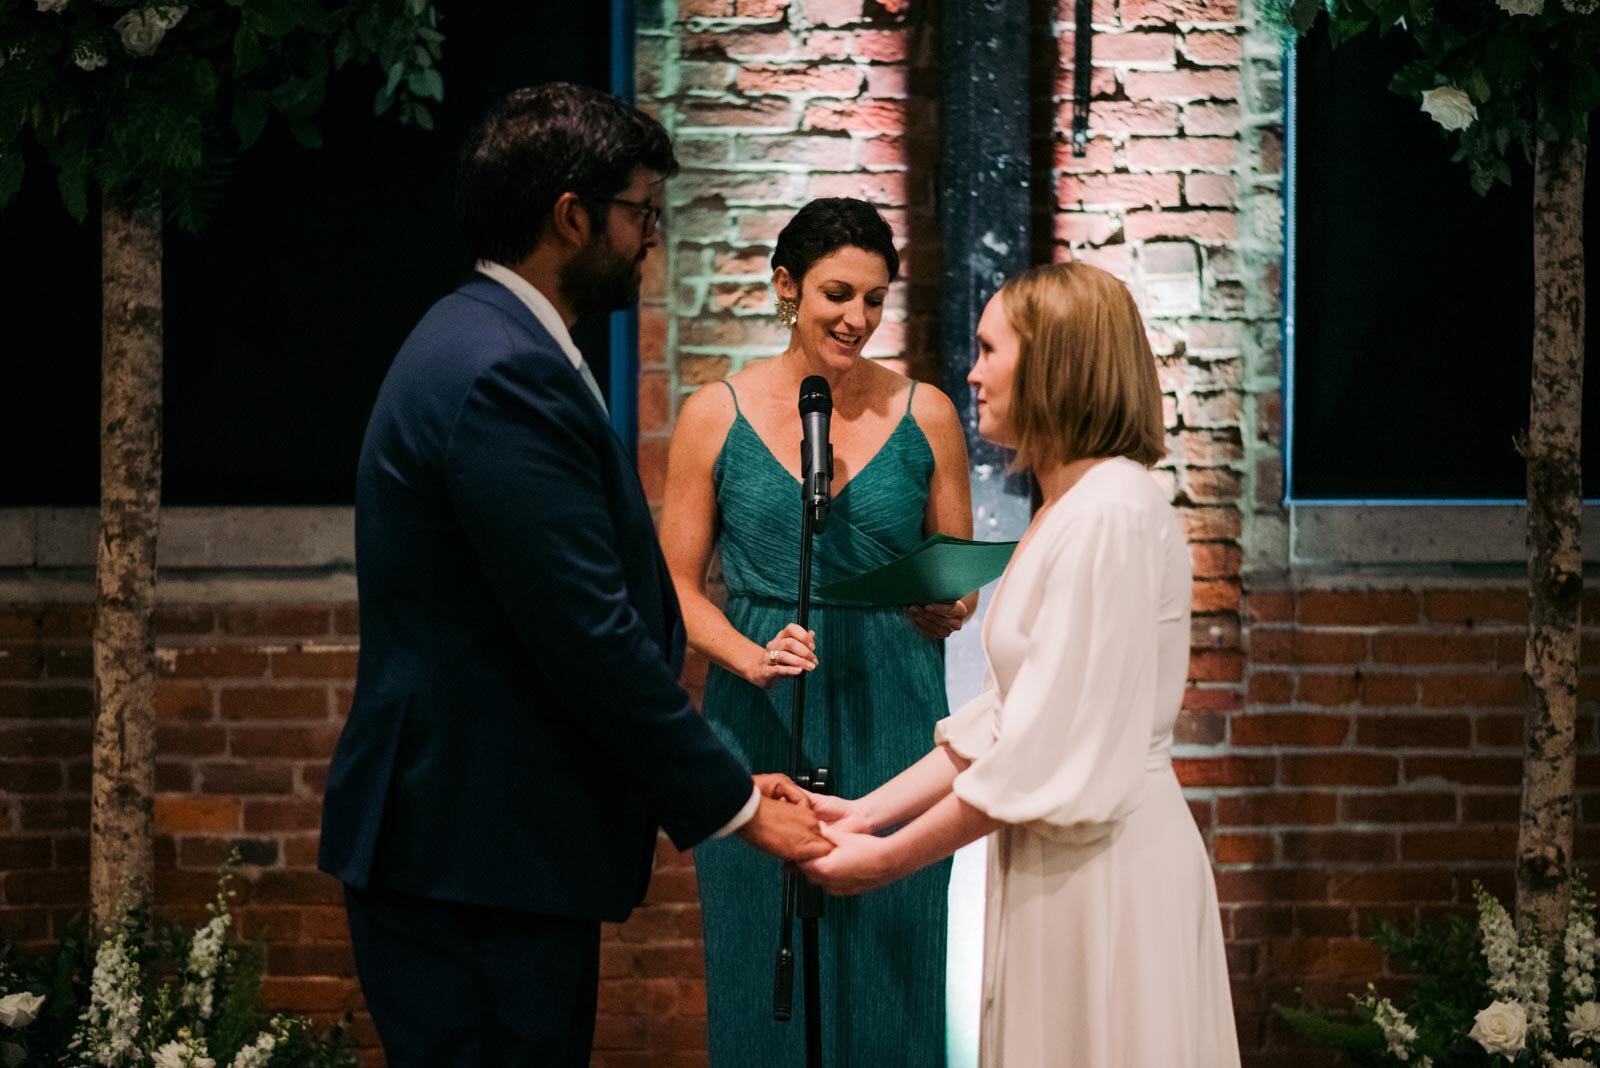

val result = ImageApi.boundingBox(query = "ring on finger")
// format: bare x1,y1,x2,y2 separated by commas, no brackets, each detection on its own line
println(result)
767,647,778,664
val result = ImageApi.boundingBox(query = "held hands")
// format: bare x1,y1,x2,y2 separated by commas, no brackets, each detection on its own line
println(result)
744,623,817,688
737,774,832,862
798,824,901,896
906,600,970,641
802,791,874,836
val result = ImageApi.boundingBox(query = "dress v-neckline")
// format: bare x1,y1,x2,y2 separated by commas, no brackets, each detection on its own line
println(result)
734,408,914,501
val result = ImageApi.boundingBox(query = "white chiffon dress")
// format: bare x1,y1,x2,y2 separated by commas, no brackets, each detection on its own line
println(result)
936,457,1240,1068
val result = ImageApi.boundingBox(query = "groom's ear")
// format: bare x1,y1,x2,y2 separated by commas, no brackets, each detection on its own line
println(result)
547,191,594,251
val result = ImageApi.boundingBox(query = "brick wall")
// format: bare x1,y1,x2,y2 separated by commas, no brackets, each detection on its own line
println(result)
1,4,1588,1068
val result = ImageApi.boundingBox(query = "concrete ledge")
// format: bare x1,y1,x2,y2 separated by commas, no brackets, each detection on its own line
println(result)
1291,504,1600,567
0,508,354,570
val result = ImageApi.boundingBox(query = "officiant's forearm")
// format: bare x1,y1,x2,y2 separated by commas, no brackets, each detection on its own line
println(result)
859,745,967,833
676,585,764,681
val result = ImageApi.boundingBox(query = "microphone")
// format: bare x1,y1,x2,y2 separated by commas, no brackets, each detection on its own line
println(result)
799,375,833,532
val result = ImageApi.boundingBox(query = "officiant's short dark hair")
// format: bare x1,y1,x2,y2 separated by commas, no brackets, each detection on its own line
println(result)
457,83,678,264
771,198,899,285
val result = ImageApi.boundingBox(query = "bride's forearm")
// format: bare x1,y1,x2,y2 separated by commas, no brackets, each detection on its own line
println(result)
883,791,1000,877
856,745,968,833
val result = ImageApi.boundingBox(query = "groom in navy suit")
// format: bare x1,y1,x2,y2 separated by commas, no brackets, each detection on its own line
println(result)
318,84,830,1067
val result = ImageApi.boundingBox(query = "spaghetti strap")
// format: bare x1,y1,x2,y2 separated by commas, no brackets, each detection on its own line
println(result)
905,380,918,415
722,379,742,416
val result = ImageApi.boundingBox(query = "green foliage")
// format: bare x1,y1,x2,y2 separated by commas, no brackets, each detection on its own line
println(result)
0,0,445,230
1266,0,1600,194
0,865,357,1068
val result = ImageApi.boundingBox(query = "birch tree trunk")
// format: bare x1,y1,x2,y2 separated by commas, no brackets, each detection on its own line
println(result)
1518,136,1586,936
91,198,163,936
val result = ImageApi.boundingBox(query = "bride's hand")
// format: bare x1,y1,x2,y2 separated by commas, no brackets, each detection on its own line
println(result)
742,623,817,688
799,824,900,896
804,792,873,835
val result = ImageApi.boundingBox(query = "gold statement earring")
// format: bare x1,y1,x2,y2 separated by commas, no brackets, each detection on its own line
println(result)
775,296,798,329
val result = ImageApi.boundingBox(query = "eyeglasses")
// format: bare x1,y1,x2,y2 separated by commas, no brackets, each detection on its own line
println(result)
609,196,662,238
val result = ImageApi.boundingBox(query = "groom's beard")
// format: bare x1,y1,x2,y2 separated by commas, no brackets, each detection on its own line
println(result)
562,233,644,317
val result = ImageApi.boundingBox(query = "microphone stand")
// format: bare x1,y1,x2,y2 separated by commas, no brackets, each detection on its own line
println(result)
773,493,829,1068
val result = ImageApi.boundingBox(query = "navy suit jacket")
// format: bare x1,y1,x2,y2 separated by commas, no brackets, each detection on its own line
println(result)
318,275,754,921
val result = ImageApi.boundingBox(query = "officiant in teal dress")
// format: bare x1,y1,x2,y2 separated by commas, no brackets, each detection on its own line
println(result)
659,198,978,1066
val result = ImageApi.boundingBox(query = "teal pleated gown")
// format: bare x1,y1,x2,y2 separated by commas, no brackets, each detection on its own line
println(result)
696,381,951,1067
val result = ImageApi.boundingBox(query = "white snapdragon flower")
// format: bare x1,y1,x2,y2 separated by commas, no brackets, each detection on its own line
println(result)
114,6,187,58
182,910,231,1021
1562,0,1599,12
1420,87,1478,132
0,991,44,1029
152,1034,216,1068
1496,0,1544,12
1518,935,1553,1041
1567,902,1599,1000
67,933,143,1066
1550,1059,1595,1068
228,1031,277,1068
1471,1000,1530,1057
1372,996,1420,1060
1479,888,1521,998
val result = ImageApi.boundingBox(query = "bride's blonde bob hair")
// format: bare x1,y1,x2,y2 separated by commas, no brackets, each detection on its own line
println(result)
997,261,1165,471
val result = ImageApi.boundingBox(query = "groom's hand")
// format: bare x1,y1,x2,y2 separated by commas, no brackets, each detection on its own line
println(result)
753,772,812,808
737,794,832,861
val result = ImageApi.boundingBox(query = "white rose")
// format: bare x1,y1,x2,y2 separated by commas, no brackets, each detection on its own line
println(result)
35,0,70,11
1470,999,1529,1056
1420,87,1478,132
1568,999,1600,1042
1496,0,1544,12
114,6,187,58
0,991,44,1029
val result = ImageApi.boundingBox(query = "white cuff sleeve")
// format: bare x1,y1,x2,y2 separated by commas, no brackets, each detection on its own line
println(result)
710,784,762,839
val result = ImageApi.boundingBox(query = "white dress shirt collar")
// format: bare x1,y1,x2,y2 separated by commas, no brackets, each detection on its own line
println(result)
475,260,607,412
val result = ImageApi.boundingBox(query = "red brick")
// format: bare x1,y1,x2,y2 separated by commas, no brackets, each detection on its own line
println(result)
165,649,270,679
1058,173,1182,209
1215,870,1328,903
1183,29,1242,64
1190,651,1243,682
809,170,908,204
3,869,88,905
0,687,92,720
1296,590,1419,627
679,99,796,129
1280,832,1396,864
1369,633,1497,664
155,683,213,722
1355,714,1471,748
221,687,330,721
1126,136,1238,171
155,796,241,833
255,870,343,906
735,64,863,96
219,607,331,637
244,799,324,832
1341,791,1457,824
1174,756,1275,786
1419,673,1523,708
267,942,358,977
1294,673,1357,706
1359,673,1419,706
1404,755,1523,786
1265,937,1385,978
1125,68,1240,101
1328,870,1454,903
1214,833,1273,864
270,649,359,679
1125,210,1236,242
1401,828,1518,862
1474,713,1524,747
803,99,904,134
1072,101,1180,137
1193,579,1241,613
1423,590,1525,626
1279,754,1398,787
1246,671,1293,704
855,29,907,61
258,977,362,1013
1230,714,1349,747
1181,101,1240,136
198,762,295,795
1245,591,1293,622
0,724,90,757
1182,686,1242,713
229,726,342,760
157,724,228,757
1249,630,1366,665
20,797,87,831
802,0,862,25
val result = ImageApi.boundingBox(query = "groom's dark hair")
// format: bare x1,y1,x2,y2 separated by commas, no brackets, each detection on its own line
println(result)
457,82,678,265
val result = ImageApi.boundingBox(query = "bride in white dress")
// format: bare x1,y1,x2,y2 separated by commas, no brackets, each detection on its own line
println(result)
800,262,1240,1067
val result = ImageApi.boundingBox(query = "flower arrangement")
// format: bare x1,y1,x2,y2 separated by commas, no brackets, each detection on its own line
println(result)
0,864,356,1068
1279,879,1600,1066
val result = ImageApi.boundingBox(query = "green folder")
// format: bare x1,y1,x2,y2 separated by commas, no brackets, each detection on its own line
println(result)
816,534,1018,606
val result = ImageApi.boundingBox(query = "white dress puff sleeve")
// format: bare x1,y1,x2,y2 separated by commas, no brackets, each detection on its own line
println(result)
949,501,1160,844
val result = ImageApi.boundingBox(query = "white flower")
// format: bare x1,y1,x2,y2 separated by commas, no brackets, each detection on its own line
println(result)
1470,1000,1530,1057
72,45,108,72
68,933,142,1066
1569,1000,1600,1043
1496,0,1544,12
1561,0,1597,10
152,1033,215,1068
114,6,187,58
1566,902,1598,1000
35,0,70,11
1551,1059,1595,1068
1372,996,1419,1060
0,991,44,1029
1420,87,1478,132
182,910,231,1021
1479,888,1521,998
228,1032,277,1068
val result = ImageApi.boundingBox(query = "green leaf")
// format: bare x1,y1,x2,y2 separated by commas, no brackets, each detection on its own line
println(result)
233,92,269,149
412,103,433,131
1388,58,1438,96
1,1041,24,1068
233,26,262,74
1465,69,1492,105
288,119,321,149
332,30,354,69
57,156,87,222
408,0,428,14
406,67,443,102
